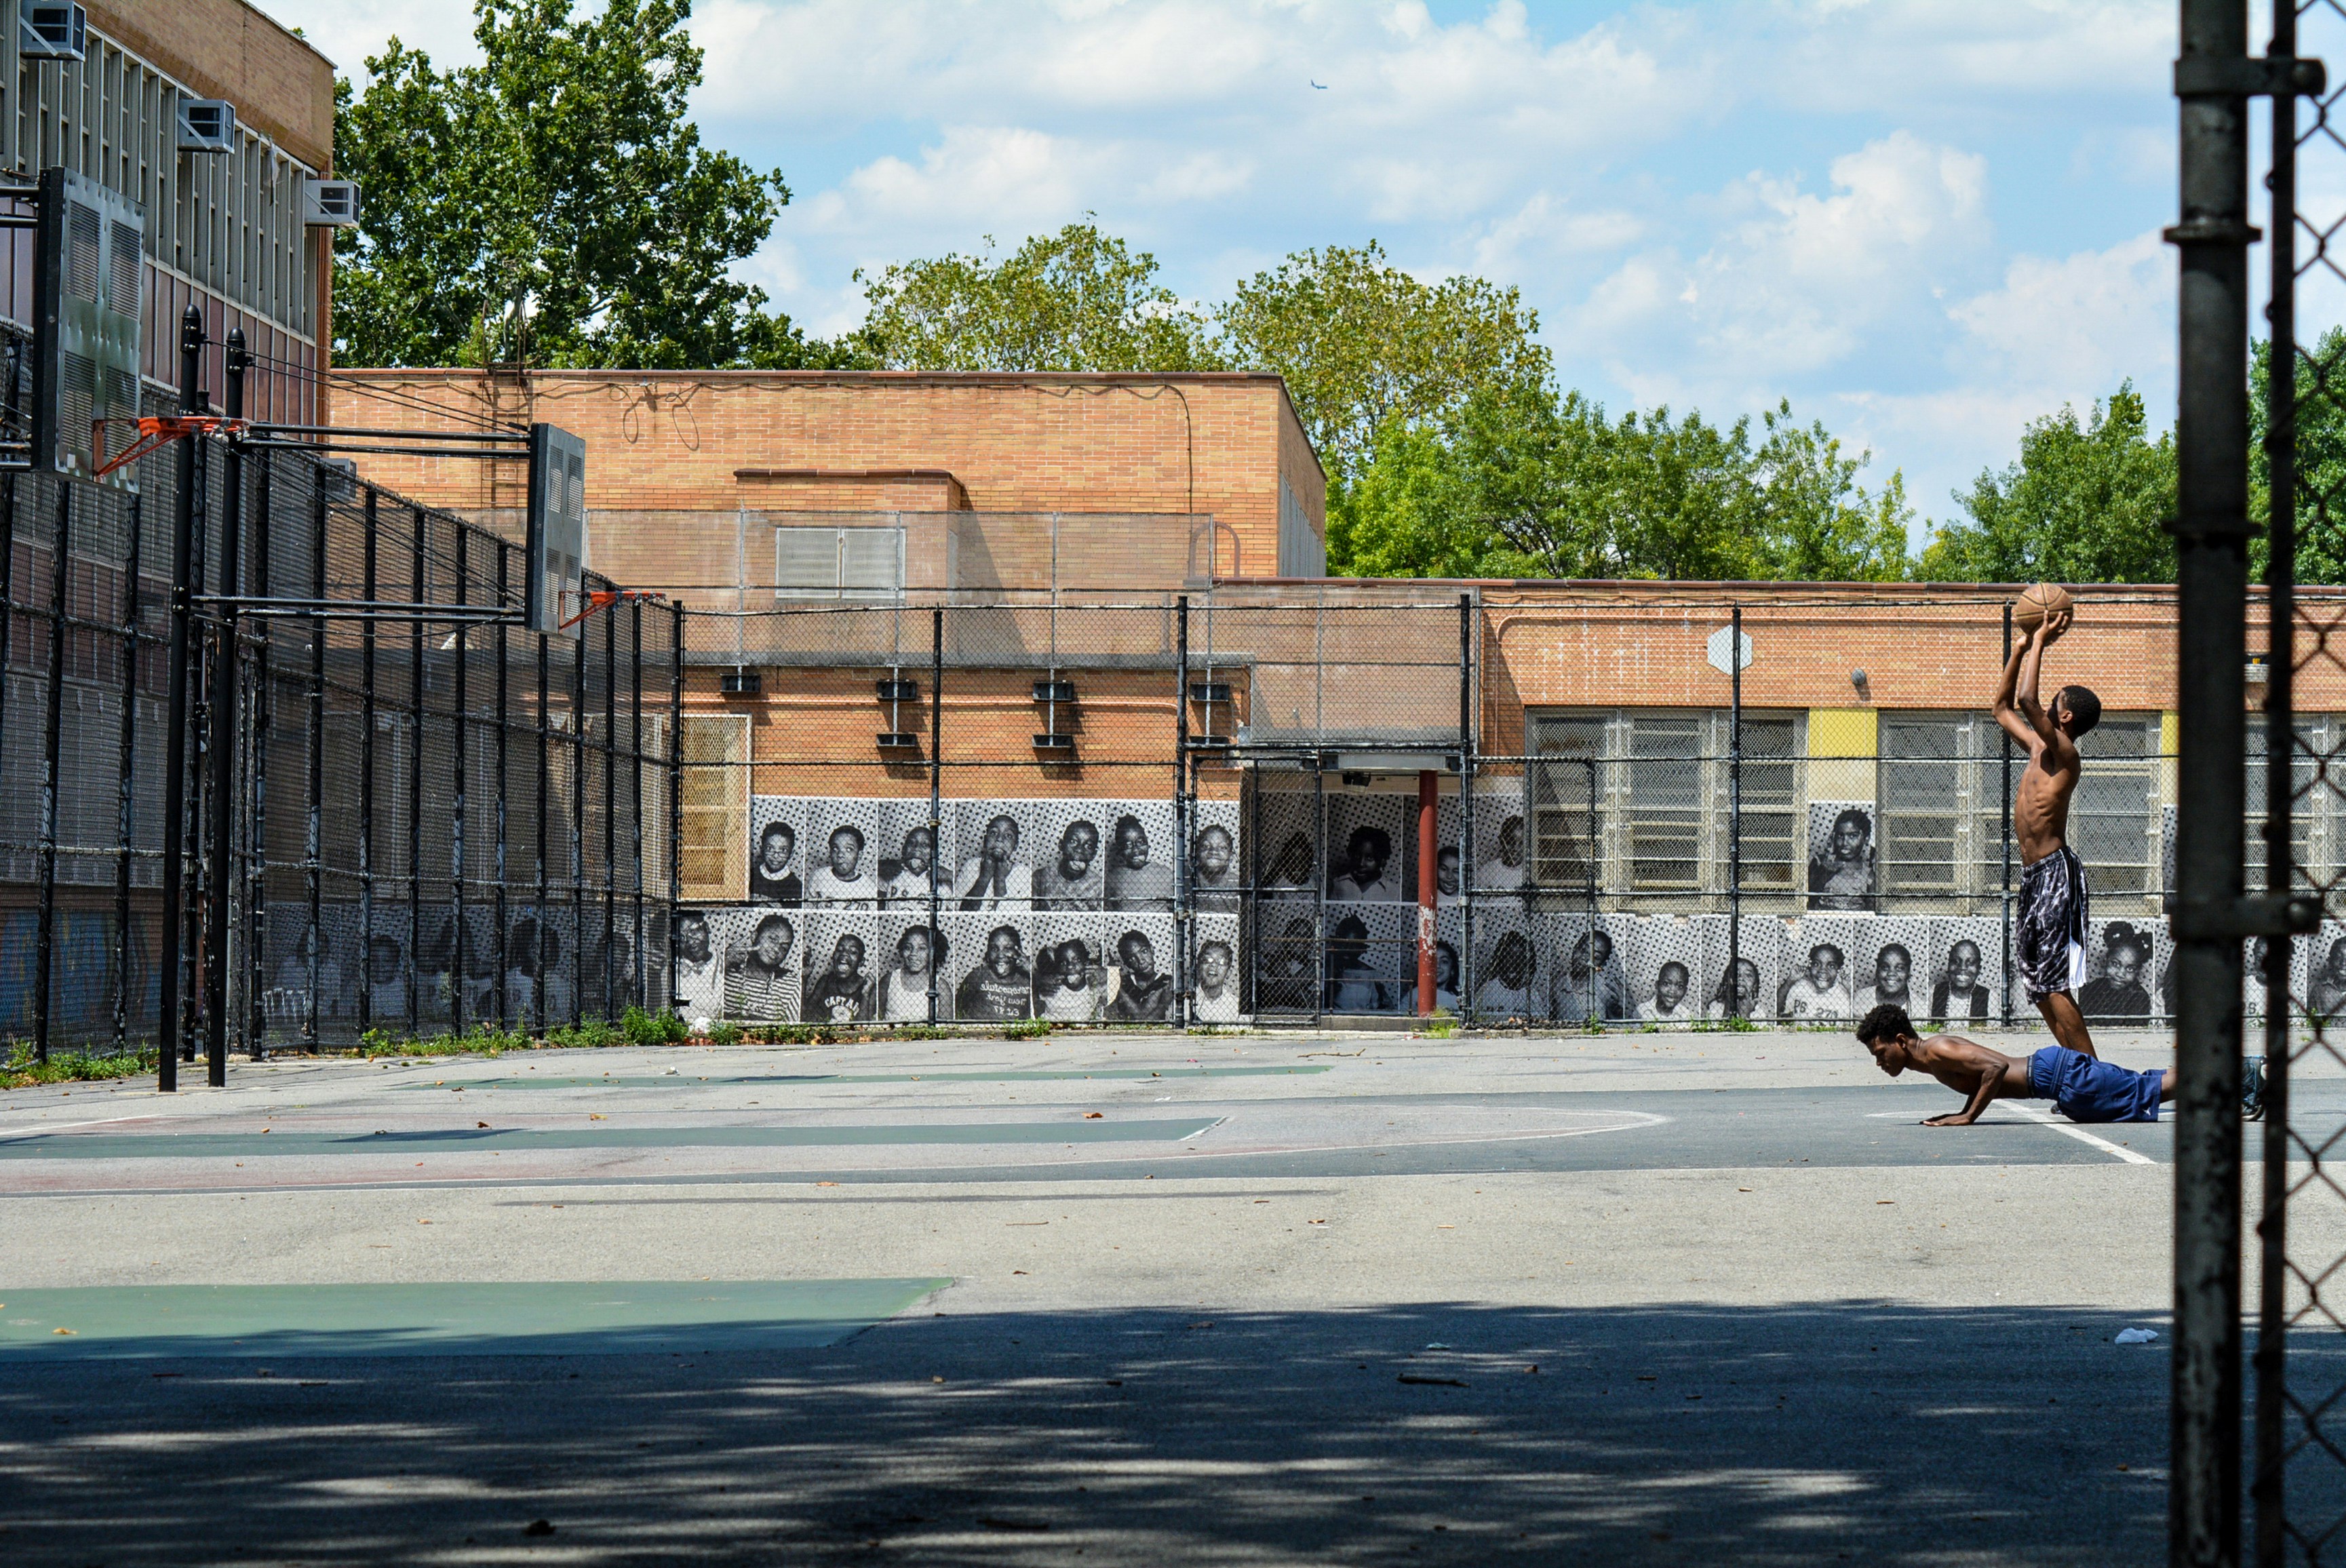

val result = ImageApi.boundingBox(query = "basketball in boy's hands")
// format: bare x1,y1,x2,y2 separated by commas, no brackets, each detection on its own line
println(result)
2014,583,2075,632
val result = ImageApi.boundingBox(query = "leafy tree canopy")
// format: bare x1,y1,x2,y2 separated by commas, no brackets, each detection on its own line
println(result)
1331,383,1911,582
334,0,851,370
1216,240,1550,484
855,221,1219,372
1915,384,2176,583
2251,329,2346,583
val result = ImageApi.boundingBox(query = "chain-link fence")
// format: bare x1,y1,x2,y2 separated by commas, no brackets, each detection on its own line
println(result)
663,586,2243,1033
0,431,681,1067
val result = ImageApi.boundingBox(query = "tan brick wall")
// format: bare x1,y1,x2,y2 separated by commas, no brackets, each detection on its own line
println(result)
90,0,335,170
328,370,1325,589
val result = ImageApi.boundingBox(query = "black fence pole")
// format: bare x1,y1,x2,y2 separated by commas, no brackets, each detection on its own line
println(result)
669,603,684,1017
928,605,942,1025
2256,6,2305,1557
1729,602,1742,1020
357,488,376,1044
495,542,511,1031
408,509,425,1035
1460,596,1476,1025
630,597,646,1013
113,496,140,1055
203,330,245,1077
34,479,71,1063
247,462,271,1051
1175,594,1190,1026
602,606,617,1020
450,528,468,1040
572,621,587,1026
536,629,550,1035
157,304,203,1091
2172,1,2255,1559
302,475,324,1059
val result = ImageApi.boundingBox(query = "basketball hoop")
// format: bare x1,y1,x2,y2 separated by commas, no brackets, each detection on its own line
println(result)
90,413,248,479
558,585,658,629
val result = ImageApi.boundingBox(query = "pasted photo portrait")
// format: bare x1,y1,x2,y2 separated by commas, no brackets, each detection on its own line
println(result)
945,912,1036,1021
1103,802,1179,913
874,800,951,909
747,797,806,906
711,907,800,1023
1847,918,1936,1019
2079,919,2159,1024
1547,914,1639,1024
1190,802,1242,913
1779,917,1866,1023
671,907,724,1023
1032,915,1112,1022
1924,918,2003,1027
262,903,359,1030
1630,916,1703,1025
1696,916,1786,1023
2305,923,2346,1027
1805,802,1878,912
1325,903,1413,1013
804,801,885,907
1325,793,1410,905
800,910,882,1023
1193,912,1244,1023
1030,804,1108,912
1468,917,1540,1021
872,914,951,1022
1253,898,1319,1013
1103,914,1179,1022
952,802,1042,912
501,906,578,1027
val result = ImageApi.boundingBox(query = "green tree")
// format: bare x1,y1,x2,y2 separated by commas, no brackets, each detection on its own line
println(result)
2251,330,2346,583
1217,240,1550,483
1917,384,2176,583
334,0,848,370
1331,383,1911,583
855,221,1220,372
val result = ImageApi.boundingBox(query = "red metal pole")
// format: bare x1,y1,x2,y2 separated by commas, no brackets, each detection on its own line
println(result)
1417,769,1437,1016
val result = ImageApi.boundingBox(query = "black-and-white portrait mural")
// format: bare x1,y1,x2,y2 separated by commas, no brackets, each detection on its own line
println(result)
1780,916,1864,1021
1324,901,1415,1013
1925,918,2003,1027
1102,803,1179,913
1103,914,1179,1022
1190,802,1241,913
1192,912,1244,1023
671,906,723,1024
709,906,800,1023
1546,914,1639,1023
952,802,1043,912
872,914,950,1021
1630,916,1704,1025
1846,917,1936,1019
1253,897,1319,1013
1466,913,1540,1021
2080,918,2160,1024
1031,915,1112,1021
875,800,951,908
942,912,1034,1021
748,798,806,906
1696,916,1787,1022
1325,793,1411,905
1805,802,1878,912
805,801,886,907
1030,803,1108,911
800,910,883,1023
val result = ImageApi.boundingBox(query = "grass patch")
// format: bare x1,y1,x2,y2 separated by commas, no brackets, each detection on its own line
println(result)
3,1045,159,1089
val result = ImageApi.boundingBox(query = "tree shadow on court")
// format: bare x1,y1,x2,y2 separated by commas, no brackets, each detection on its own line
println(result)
0,1297,2307,1566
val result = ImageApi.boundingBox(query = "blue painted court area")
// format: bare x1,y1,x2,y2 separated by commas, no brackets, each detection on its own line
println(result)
0,1279,950,1358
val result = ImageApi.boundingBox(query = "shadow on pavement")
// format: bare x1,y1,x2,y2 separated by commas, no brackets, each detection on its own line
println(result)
0,1297,2263,1565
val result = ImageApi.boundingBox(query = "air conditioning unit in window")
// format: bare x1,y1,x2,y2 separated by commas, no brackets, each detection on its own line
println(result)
176,99,237,153
301,178,360,228
20,1,84,60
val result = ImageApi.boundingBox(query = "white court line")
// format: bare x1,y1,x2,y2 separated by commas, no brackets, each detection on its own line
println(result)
1999,1104,2156,1164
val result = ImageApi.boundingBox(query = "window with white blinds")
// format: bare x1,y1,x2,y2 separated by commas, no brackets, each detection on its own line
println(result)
774,526,904,601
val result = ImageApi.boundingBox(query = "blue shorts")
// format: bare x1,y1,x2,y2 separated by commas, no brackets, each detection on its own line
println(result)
2027,1047,2164,1124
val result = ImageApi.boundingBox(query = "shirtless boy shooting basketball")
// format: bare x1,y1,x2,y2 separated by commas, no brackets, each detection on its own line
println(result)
1993,593,2103,1057
1855,1003,2263,1124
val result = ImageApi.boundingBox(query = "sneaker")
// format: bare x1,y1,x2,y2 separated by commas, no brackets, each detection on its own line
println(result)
2243,1054,2268,1121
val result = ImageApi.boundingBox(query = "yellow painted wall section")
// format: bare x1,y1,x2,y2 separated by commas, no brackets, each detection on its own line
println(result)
1807,707,1878,802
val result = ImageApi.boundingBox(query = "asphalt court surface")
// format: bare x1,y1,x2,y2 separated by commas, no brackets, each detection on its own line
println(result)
0,1031,2216,1195
1,1027,2288,1565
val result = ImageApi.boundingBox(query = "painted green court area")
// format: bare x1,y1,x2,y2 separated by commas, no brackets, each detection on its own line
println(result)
0,1278,952,1358
0,1117,1221,1160
401,1066,1334,1090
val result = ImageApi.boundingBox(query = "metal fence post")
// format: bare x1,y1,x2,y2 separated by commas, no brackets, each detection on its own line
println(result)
157,304,203,1091
34,480,70,1063
1460,593,1476,1025
203,330,245,1074
2255,5,2305,1555
1176,593,1190,1027
303,472,324,1061
496,542,512,1030
450,528,469,1040
246,463,271,1052
2172,0,2256,1558
1729,602,1742,1019
2001,602,2014,1028
409,508,426,1035
357,488,376,1044
113,496,140,1055
669,602,684,1018
928,605,943,1025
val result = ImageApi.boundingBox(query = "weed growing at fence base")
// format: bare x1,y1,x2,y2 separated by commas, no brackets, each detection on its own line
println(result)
3,1046,159,1089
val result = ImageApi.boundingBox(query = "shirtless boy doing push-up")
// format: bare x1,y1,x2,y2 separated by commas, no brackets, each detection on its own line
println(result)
1992,600,2104,1057
1855,1003,2264,1125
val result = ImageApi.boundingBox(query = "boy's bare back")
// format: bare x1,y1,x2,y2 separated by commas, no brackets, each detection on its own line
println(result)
1862,1029,2031,1126
1993,608,2081,864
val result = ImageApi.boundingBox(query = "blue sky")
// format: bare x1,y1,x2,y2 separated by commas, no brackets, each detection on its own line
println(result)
276,1,2280,536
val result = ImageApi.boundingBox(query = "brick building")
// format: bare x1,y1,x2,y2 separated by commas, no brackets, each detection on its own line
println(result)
328,366,2303,1026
